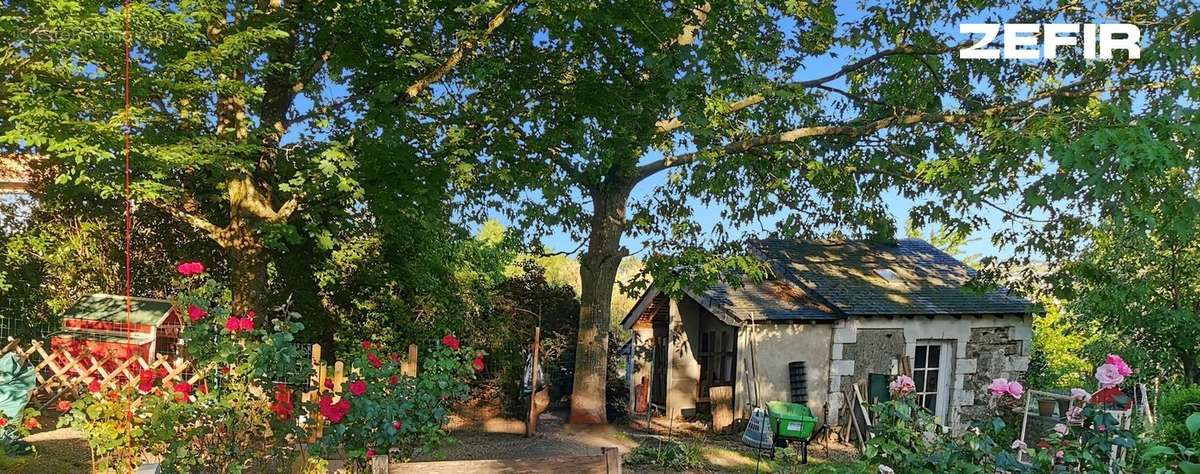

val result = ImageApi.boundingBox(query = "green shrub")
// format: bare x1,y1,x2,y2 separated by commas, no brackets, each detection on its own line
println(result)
1158,385,1200,451
625,439,703,471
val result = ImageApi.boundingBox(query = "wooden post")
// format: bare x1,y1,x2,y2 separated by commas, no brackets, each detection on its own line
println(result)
402,344,418,377
370,454,389,474
602,447,621,473
527,327,541,437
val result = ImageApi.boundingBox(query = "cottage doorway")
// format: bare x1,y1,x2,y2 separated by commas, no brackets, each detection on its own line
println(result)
650,323,668,407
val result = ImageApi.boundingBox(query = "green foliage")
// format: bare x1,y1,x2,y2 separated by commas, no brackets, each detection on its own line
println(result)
1055,218,1200,384
58,386,157,473
1157,386,1200,454
1028,301,1096,390
624,439,704,471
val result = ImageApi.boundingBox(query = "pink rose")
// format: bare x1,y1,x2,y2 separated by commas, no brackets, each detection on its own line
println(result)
187,305,207,322
225,317,241,332
1011,440,1026,451
1005,380,1024,399
349,379,367,396
1095,363,1125,388
888,375,915,395
1066,406,1083,422
987,378,1011,396
238,317,254,331
1105,354,1133,377
1053,423,1068,436
1070,388,1091,401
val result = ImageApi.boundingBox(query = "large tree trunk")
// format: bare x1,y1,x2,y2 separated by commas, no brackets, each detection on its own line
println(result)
1183,351,1199,385
569,185,630,425
227,216,268,314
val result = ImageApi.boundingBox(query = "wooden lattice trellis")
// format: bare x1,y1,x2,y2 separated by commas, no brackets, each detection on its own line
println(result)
1,337,202,409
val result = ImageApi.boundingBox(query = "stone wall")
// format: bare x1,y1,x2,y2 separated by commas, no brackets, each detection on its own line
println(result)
958,326,1028,422
826,316,1032,431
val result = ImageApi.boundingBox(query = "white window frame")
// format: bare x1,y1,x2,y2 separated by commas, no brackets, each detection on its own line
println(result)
912,341,954,423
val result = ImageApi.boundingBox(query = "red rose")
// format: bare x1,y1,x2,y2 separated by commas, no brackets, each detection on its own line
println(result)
174,381,192,400
239,317,254,331
156,366,169,378
23,417,40,430
88,379,101,393
106,390,120,400
324,378,333,389
318,395,351,423
390,352,401,363
177,261,205,276
56,400,73,412
367,352,382,369
441,334,461,351
225,317,241,332
361,340,371,349
270,384,294,420
0,417,7,427
198,381,209,394
389,375,398,385
366,448,375,459
136,370,156,393
473,356,485,373
392,420,403,430
187,305,207,322
349,379,367,397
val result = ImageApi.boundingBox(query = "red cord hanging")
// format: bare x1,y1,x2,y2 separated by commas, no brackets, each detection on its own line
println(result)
122,0,133,333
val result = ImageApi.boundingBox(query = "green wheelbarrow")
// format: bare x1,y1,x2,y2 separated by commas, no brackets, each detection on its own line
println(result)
766,400,823,464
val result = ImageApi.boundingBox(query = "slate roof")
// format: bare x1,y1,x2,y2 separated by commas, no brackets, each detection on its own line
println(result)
694,239,1036,323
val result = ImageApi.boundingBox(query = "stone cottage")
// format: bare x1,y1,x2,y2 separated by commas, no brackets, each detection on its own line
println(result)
620,238,1037,430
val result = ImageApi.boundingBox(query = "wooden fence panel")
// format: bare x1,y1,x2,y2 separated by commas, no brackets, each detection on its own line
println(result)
1,337,197,409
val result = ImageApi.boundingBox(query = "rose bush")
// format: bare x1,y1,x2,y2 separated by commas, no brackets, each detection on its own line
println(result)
61,262,481,472
306,335,479,468
864,354,1199,474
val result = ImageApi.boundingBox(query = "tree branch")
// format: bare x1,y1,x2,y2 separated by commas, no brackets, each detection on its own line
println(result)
151,200,227,243
652,42,963,135
403,2,516,100
637,76,1116,180
228,176,300,223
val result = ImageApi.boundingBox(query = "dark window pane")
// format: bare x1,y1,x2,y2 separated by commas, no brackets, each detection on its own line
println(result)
926,369,939,393
914,370,926,392
928,345,941,367
923,394,936,410
915,346,927,368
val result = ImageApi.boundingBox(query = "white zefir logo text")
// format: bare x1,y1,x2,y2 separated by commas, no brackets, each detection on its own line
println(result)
959,23,1140,60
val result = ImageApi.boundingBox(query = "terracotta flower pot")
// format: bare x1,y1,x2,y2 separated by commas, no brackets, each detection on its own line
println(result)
1037,398,1057,417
